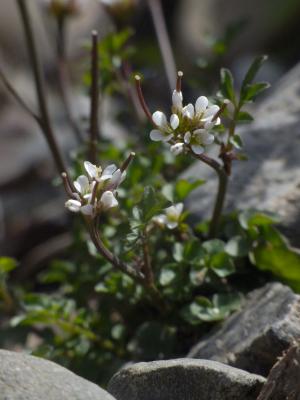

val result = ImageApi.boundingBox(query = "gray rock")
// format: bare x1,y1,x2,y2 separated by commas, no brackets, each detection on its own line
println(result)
188,283,300,376
0,349,116,400
108,358,265,400
184,62,300,244
177,0,300,60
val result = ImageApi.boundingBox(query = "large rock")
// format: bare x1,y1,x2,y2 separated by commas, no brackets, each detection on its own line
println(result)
188,283,300,376
0,349,116,400
257,343,300,400
184,62,300,244
177,0,300,60
108,358,265,400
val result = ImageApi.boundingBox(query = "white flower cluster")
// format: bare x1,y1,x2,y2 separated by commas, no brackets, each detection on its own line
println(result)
65,161,126,218
150,78,221,156
153,203,183,230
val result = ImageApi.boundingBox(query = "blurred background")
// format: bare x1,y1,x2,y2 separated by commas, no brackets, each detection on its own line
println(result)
1,0,300,276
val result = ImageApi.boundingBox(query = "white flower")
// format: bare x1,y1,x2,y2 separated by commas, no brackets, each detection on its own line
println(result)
172,90,183,112
184,129,214,155
153,203,184,230
65,159,128,218
194,96,221,129
170,143,185,156
149,111,179,142
84,161,125,190
148,74,222,156
99,191,118,210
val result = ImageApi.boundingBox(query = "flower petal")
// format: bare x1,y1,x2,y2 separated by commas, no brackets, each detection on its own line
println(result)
150,129,165,142
194,130,214,145
191,144,204,155
170,143,184,155
109,169,122,188
100,191,118,210
65,199,82,212
84,161,98,179
74,175,90,194
174,203,184,215
184,131,192,144
166,221,178,230
203,105,220,119
182,103,195,119
101,164,117,178
195,96,208,114
170,114,179,130
153,214,167,226
172,90,183,110
152,111,168,127
80,204,94,216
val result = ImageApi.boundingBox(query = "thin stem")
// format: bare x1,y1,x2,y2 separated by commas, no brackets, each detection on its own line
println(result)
89,220,166,312
61,172,76,199
135,75,155,125
209,168,228,238
120,151,135,172
147,0,177,91
90,222,145,282
89,30,100,163
56,17,84,143
16,0,66,174
142,230,154,285
190,151,228,238
121,61,145,123
176,71,183,92
0,68,40,121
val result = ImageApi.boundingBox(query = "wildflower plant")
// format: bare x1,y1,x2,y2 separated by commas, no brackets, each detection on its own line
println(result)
2,0,300,387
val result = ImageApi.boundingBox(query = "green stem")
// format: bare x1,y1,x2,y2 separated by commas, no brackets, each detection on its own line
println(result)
209,168,228,238
191,151,228,238
16,0,66,174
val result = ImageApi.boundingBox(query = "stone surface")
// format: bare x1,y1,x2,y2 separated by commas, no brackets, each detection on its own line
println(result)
188,283,300,376
183,62,300,245
108,358,265,400
257,343,300,400
177,0,300,59
0,349,116,400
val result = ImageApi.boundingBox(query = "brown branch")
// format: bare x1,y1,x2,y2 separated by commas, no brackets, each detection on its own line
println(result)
89,30,100,163
135,75,155,125
0,67,40,121
16,0,67,174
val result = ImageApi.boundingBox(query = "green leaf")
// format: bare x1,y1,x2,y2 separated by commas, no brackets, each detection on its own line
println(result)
127,322,176,360
220,68,235,102
225,236,250,257
0,257,17,274
140,186,170,222
212,292,243,314
238,210,278,230
210,252,235,277
237,111,254,123
251,244,300,292
159,268,176,286
241,55,268,90
175,179,204,201
229,134,243,149
202,239,225,255
241,82,270,103
173,243,184,262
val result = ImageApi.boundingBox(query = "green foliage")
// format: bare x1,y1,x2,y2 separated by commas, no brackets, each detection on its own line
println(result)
4,32,298,390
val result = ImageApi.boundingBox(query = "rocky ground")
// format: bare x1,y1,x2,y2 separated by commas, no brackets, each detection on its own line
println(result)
1,282,300,399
